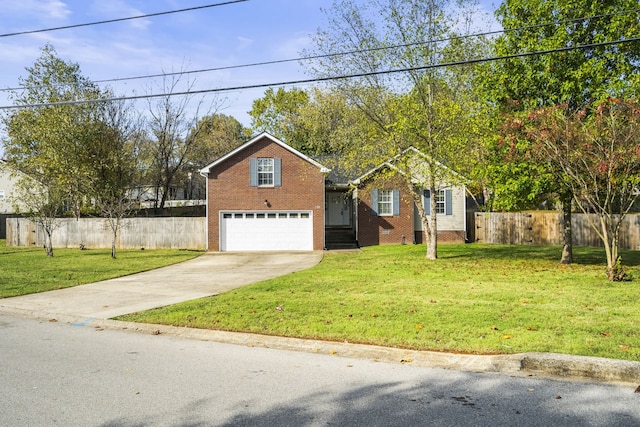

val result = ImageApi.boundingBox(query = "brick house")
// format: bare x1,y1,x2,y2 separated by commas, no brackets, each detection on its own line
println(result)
200,133,466,251
351,152,467,246
200,132,329,251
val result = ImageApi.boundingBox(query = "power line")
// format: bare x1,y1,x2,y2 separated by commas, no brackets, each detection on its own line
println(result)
1,7,637,93
1,36,637,111
0,0,249,38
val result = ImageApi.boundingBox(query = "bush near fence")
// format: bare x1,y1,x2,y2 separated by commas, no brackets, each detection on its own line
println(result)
6,217,206,250
474,211,640,250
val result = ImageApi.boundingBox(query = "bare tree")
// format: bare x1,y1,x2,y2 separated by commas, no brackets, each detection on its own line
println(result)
10,178,64,257
145,72,223,209
91,97,142,258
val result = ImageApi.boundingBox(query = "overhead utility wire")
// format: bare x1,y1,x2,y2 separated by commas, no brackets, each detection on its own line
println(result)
1,36,638,111
1,7,637,94
0,0,249,38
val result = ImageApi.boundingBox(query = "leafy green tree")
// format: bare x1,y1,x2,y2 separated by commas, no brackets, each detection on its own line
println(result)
249,87,309,145
521,100,640,280
489,0,640,109
305,0,487,259
293,87,373,156
482,0,640,263
2,45,144,256
186,113,246,167
2,45,106,255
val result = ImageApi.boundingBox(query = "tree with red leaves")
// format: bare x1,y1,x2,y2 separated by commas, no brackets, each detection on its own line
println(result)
521,99,640,280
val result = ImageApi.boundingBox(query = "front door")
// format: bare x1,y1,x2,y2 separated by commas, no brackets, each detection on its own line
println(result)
326,191,351,227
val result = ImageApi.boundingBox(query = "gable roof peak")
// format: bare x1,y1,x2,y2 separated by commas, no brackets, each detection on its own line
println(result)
200,131,330,175
350,146,464,185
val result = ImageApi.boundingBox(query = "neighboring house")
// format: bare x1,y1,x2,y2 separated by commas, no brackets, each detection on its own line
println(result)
0,160,30,239
131,172,207,209
200,132,466,252
0,160,25,214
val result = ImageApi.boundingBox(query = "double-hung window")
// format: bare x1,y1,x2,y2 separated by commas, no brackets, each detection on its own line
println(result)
250,157,281,187
423,188,452,215
371,189,399,216
435,190,446,214
257,158,274,186
377,189,393,216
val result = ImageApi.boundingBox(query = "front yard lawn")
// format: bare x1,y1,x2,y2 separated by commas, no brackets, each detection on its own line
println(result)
119,244,640,361
0,240,202,298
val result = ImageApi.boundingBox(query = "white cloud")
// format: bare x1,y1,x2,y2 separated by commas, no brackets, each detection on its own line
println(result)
274,33,312,58
5,0,71,20
89,0,151,30
236,36,254,51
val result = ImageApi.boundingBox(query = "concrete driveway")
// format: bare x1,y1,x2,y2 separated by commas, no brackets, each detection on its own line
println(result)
0,252,323,319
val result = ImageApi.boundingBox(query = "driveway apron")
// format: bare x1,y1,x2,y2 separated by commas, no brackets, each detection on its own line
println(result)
0,252,323,319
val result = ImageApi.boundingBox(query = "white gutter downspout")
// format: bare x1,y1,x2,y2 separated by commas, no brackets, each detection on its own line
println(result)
199,169,209,251
321,167,331,251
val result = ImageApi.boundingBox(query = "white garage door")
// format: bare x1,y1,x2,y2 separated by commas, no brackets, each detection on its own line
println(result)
220,211,314,251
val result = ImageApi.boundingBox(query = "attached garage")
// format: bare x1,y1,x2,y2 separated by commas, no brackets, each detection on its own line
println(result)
220,211,314,251
201,133,328,252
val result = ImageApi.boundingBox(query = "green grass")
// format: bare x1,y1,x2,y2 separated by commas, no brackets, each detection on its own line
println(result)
119,244,640,361
0,240,202,298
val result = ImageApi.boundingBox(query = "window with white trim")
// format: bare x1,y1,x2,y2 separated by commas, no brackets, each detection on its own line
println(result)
378,189,393,216
0,190,4,200
257,158,274,186
435,190,446,214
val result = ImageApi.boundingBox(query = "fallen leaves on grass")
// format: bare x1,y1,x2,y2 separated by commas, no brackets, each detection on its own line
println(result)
502,334,514,340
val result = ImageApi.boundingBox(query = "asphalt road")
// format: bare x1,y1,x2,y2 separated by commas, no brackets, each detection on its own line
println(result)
2,313,639,427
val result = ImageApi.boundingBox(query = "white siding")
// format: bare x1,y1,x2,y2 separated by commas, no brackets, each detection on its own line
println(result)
414,185,466,232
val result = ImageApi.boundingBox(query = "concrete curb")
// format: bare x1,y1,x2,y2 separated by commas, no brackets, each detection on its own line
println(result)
3,306,640,387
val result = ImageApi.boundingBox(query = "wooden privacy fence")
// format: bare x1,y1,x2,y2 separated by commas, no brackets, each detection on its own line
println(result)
6,217,206,250
474,212,640,250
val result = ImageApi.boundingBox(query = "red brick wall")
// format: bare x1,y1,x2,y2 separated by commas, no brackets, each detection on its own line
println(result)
357,177,415,247
206,136,325,251
415,230,466,244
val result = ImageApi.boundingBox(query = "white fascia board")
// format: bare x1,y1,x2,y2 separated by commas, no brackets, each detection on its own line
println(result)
200,131,330,175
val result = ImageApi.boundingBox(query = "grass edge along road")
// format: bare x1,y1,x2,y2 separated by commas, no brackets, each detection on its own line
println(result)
120,244,640,361
0,239,202,298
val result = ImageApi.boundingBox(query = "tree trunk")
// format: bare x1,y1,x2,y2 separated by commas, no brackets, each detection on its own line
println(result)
604,216,625,281
111,228,117,259
109,216,120,259
44,229,54,257
410,183,437,260
427,184,437,260
560,193,573,264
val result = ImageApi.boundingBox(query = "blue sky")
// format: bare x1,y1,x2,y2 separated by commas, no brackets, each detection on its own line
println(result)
0,0,499,128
